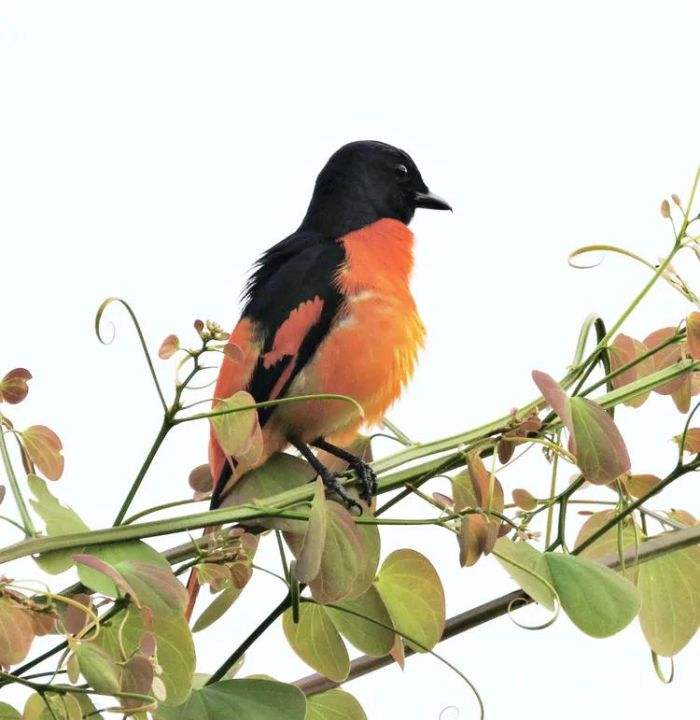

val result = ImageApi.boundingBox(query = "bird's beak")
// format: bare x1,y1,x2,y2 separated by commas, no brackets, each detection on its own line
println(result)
413,190,452,212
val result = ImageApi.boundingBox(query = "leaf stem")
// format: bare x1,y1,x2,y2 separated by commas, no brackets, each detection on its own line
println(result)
0,426,37,537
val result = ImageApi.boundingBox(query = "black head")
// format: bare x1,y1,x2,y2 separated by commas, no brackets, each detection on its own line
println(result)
299,140,451,237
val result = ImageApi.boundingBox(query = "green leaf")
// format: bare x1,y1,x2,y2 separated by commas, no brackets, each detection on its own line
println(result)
192,585,242,633
0,597,35,666
569,397,631,484
27,474,90,574
286,501,367,604
306,689,367,720
22,693,79,720
155,679,306,720
295,478,328,583
374,549,445,652
0,702,21,719
210,390,259,457
226,452,315,531
282,603,350,682
74,642,121,695
326,585,394,656
76,540,170,597
98,609,195,707
638,543,700,656
574,510,641,582
544,552,640,638
493,538,556,610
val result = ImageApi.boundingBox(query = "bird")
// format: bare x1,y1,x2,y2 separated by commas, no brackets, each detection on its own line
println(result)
186,140,450,619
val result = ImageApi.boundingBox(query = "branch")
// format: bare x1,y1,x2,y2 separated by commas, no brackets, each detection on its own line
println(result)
293,525,700,695
2,359,695,566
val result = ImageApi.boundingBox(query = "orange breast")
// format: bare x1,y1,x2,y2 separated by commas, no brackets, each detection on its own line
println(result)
267,218,425,445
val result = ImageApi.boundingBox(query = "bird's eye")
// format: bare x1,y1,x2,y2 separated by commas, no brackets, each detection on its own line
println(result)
394,163,409,182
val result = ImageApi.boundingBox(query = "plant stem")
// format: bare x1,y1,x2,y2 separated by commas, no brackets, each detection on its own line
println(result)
112,418,171,526
0,427,37,537
206,593,292,684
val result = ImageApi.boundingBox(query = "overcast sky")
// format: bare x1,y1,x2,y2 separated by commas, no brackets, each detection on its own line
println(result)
1,2,699,718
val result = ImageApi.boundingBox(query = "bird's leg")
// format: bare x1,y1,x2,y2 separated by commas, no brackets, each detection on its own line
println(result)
310,437,378,504
290,439,363,513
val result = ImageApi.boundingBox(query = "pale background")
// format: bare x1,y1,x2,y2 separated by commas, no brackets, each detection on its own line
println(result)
1,1,699,718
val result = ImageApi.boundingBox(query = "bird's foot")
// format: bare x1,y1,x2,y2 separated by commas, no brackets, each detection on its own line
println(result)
342,457,377,504
318,466,364,514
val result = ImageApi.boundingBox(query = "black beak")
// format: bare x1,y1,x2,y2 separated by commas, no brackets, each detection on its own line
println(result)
413,190,452,212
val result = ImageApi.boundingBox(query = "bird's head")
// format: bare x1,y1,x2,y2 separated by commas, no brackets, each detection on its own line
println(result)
301,140,451,237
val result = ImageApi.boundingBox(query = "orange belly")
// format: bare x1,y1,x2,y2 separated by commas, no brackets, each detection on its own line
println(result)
264,218,424,446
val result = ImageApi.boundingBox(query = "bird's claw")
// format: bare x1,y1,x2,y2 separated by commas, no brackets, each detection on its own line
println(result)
344,458,377,504
318,469,364,514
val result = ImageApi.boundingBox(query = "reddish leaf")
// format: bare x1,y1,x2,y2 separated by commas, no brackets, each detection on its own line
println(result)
188,464,213,494
512,488,537,511
687,313,700,359
569,397,631,484
120,653,154,710
0,368,32,404
497,439,515,464
63,594,93,635
73,555,139,603
0,597,35,666
390,635,405,670
643,328,686,395
675,428,700,453
624,474,661,498
532,370,573,432
458,514,488,567
19,425,64,481
158,334,180,359
608,335,655,408
672,371,692,413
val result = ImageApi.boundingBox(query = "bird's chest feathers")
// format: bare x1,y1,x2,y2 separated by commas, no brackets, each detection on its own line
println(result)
313,219,425,420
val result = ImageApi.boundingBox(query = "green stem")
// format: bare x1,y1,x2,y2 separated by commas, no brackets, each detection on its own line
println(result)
0,427,37,537
207,593,291,684
574,458,700,555
112,418,172,526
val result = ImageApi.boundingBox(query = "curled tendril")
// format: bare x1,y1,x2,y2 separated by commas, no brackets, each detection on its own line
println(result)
320,599,485,720
568,244,657,272
506,594,561,631
651,650,674,684
439,706,460,720
94,297,167,411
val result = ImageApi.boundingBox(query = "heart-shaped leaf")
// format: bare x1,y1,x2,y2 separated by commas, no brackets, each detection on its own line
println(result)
282,604,349,682
20,425,64,480
294,478,328,583
493,538,556,610
306,689,366,720
638,543,700,656
374,549,445,652
210,391,259,458
0,368,32,404
569,396,631,484
544,552,640,638
155,679,306,720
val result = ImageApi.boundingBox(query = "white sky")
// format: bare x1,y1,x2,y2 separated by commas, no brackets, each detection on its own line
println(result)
1,1,700,718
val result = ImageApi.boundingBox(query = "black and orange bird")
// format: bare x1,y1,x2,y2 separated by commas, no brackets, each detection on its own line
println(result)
207,141,450,512
186,141,450,617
